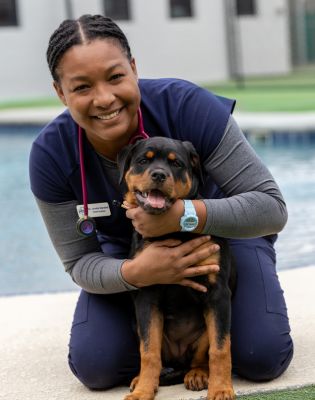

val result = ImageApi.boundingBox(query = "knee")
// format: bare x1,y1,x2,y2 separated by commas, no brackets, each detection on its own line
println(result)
232,330,294,381
68,347,118,389
68,339,139,389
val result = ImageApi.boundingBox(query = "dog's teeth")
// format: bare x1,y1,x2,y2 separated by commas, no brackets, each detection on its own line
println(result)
142,192,148,198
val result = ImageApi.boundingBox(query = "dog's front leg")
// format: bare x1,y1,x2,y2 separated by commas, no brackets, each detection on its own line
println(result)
125,293,163,400
184,331,209,391
204,301,235,400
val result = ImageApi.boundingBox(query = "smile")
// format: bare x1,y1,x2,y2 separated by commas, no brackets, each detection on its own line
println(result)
95,108,122,120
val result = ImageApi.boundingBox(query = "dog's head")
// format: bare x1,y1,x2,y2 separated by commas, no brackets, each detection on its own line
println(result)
117,137,203,215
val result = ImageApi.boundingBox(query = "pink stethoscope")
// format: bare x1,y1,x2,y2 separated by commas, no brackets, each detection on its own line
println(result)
76,108,149,236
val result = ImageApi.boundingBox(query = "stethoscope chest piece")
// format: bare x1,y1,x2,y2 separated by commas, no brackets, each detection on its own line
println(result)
76,217,96,237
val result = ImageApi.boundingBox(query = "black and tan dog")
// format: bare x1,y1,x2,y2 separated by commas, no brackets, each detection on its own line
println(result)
118,137,236,400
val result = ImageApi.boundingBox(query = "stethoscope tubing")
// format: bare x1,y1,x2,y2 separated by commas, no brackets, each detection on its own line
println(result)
77,108,148,236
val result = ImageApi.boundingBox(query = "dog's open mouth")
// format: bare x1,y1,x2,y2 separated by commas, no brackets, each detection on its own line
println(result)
135,189,174,214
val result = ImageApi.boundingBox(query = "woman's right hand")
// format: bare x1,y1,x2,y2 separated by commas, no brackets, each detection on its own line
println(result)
121,236,220,292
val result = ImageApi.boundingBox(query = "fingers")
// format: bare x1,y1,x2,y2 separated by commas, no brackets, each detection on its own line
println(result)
182,264,220,278
179,279,208,293
180,243,220,269
179,235,212,254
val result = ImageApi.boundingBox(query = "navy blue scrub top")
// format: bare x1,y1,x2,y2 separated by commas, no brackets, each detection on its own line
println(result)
29,78,235,255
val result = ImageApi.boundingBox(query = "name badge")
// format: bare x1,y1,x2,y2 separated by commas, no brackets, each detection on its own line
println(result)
76,202,111,218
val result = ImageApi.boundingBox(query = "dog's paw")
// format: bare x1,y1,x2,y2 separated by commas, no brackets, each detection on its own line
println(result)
129,375,140,392
125,377,158,400
207,387,235,400
184,367,208,391
124,389,156,400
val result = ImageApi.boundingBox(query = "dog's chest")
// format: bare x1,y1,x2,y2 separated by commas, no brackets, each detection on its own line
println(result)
160,286,206,366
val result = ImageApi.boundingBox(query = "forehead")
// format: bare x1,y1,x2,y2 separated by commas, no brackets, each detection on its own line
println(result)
57,39,129,78
134,138,185,157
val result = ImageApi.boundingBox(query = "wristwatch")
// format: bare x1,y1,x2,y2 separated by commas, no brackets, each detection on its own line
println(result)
180,200,199,232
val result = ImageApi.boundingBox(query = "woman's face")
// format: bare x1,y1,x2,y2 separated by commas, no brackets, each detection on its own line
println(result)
54,39,141,157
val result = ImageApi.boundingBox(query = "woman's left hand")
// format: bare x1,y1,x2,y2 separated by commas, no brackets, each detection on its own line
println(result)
125,199,184,237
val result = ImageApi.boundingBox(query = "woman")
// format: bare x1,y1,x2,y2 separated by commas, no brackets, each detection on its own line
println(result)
29,14,293,390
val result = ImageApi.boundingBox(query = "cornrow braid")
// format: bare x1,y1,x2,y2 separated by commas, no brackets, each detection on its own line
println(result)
46,14,132,82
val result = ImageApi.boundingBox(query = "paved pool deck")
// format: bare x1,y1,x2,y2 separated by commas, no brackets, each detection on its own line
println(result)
1,107,315,398
1,266,315,400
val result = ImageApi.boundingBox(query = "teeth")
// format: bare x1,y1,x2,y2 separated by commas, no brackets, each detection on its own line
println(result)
142,192,148,198
97,109,120,120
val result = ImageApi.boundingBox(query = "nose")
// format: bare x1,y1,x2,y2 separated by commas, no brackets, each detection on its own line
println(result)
93,83,115,108
151,169,167,183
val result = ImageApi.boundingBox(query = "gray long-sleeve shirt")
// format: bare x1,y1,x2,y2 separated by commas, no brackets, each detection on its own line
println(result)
35,115,287,294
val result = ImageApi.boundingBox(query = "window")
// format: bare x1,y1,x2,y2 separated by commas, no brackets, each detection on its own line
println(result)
0,0,18,27
170,0,193,18
236,0,256,16
104,0,131,21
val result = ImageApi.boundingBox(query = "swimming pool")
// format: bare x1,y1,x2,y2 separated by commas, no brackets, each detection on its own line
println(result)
1,127,314,296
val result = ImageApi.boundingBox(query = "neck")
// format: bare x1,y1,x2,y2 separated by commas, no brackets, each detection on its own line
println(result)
87,134,132,161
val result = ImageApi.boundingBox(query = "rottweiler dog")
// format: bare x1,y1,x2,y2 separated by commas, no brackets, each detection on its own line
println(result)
117,137,236,400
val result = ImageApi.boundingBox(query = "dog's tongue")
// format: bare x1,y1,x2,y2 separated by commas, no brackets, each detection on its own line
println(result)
147,190,166,209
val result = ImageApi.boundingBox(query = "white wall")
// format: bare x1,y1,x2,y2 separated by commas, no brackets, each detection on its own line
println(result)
118,0,229,83
0,0,291,102
238,0,291,76
0,0,65,101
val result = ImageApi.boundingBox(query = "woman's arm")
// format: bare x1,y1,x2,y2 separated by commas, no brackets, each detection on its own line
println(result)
35,197,137,293
201,114,288,237
126,115,288,239
36,198,220,293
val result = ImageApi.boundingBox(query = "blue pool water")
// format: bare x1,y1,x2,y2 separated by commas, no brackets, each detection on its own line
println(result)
0,128,314,296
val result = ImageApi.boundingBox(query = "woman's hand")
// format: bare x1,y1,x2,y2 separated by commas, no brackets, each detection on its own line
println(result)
125,199,206,237
121,236,220,292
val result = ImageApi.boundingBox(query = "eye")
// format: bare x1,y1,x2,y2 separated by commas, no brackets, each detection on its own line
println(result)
73,84,89,92
170,159,182,168
138,158,148,165
110,73,124,81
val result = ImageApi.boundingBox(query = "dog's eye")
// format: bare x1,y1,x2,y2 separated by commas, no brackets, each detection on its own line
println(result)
138,158,149,165
170,159,182,168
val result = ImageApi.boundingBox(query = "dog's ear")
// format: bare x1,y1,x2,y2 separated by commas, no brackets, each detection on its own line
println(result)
182,141,205,186
117,143,135,185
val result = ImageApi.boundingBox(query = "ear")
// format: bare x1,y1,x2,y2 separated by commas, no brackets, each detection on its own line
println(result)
117,143,135,185
130,57,138,79
53,81,67,106
182,141,205,186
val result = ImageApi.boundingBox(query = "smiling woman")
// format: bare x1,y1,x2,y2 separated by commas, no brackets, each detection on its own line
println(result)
52,39,140,159
29,13,293,397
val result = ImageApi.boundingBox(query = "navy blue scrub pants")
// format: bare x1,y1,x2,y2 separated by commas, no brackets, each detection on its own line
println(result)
68,237,294,389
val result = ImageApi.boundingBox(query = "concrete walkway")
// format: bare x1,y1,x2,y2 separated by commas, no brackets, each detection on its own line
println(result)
1,266,315,400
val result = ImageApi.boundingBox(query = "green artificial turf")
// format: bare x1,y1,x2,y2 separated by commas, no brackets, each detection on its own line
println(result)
238,385,315,400
203,66,315,112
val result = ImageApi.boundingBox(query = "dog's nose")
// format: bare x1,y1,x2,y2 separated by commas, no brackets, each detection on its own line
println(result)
151,169,167,183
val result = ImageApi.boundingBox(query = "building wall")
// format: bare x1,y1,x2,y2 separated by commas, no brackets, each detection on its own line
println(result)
118,0,229,83
0,0,64,101
238,0,291,75
0,0,291,102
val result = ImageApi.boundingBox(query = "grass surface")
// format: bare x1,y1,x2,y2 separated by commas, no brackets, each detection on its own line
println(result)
0,97,61,110
238,385,315,399
0,67,315,112
203,66,315,112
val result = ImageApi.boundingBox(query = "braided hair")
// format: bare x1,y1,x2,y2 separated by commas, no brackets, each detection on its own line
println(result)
46,14,132,82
